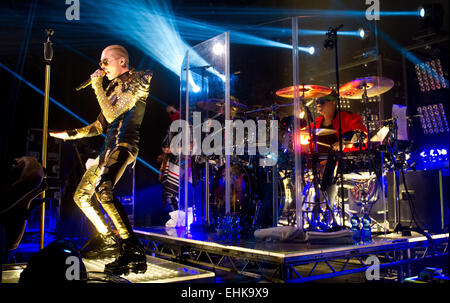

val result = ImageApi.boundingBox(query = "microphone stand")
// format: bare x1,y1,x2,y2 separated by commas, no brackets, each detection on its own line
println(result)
40,28,54,250
360,83,373,215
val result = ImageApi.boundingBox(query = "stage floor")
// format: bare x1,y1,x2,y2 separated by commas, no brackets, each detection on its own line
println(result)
1,255,215,283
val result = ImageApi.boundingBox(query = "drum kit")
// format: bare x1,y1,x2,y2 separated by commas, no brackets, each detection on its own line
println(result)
191,76,396,232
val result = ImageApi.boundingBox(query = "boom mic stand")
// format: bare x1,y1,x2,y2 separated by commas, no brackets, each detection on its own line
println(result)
324,25,346,228
40,28,54,250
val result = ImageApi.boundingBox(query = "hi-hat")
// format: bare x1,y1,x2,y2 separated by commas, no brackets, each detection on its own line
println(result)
339,76,394,99
300,127,336,136
276,85,332,99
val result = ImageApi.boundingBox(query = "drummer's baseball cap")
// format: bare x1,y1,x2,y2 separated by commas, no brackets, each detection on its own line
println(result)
316,90,339,104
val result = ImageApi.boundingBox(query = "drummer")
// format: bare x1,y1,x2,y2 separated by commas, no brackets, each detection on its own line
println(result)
312,91,367,152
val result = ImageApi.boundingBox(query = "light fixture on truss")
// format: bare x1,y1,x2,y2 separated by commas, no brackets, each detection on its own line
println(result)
417,103,449,134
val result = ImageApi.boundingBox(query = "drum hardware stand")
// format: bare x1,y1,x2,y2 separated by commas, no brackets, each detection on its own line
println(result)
360,82,375,221
204,156,211,227
325,24,347,228
268,107,279,227
298,88,338,231
387,116,405,234
301,89,323,230
359,83,393,234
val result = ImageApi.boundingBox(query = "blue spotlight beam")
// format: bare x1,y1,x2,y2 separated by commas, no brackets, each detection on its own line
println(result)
0,61,161,175
177,7,422,18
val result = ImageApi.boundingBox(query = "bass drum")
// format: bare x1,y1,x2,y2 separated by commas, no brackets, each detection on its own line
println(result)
252,169,297,228
211,163,255,229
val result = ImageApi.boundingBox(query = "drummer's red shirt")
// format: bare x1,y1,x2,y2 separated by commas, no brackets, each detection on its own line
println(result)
312,111,367,152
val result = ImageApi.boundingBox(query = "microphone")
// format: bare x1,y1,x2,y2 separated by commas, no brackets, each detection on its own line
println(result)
75,71,105,91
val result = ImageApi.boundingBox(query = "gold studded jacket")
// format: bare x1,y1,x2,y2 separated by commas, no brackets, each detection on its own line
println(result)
65,68,153,160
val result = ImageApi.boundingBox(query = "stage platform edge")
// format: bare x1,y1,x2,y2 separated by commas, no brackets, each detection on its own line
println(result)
135,227,449,282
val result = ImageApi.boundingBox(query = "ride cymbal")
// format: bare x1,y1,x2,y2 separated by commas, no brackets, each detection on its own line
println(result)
339,76,394,99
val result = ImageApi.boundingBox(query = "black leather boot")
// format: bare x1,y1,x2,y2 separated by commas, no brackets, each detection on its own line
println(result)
104,236,147,275
81,231,120,259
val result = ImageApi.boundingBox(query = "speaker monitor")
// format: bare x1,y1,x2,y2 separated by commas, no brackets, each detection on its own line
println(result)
387,169,449,233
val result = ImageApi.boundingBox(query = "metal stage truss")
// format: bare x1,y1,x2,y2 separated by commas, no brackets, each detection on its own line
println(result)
135,228,449,283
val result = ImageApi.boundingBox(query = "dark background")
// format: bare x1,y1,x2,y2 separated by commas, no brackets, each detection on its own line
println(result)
1,0,448,232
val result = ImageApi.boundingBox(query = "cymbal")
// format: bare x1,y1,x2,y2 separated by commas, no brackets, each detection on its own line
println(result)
244,103,313,119
276,85,332,99
370,125,390,142
339,76,394,99
196,98,248,113
300,127,337,136
244,105,270,118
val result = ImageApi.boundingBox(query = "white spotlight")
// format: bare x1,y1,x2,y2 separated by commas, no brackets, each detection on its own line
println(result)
418,6,426,18
308,46,315,55
358,28,366,39
212,43,224,56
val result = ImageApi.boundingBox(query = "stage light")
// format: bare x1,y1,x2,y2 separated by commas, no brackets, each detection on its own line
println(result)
212,42,224,55
417,104,449,134
298,46,316,55
358,28,366,39
416,3,444,32
418,6,426,18
415,59,447,92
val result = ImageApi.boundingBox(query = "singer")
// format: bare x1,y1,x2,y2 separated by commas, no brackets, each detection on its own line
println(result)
50,45,152,275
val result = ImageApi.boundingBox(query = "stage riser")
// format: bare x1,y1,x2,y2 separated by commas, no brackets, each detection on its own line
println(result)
135,228,449,282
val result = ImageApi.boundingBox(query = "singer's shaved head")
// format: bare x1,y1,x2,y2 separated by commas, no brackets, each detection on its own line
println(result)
100,45,130,80
102,45,129,68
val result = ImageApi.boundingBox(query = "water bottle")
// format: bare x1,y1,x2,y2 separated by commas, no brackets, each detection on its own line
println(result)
350,214,361,245
222,215,232,240
361,214,372,243
216,216,224,238
231,215,241,240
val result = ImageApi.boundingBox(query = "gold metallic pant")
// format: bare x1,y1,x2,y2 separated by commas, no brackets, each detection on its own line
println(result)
73,147,135,239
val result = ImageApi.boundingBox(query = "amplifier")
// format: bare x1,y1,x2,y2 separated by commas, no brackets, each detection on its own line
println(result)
386,169,449,233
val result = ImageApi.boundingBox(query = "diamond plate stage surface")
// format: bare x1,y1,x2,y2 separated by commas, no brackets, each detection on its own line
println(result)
1,255,214,283
135,227,449,282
